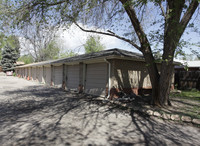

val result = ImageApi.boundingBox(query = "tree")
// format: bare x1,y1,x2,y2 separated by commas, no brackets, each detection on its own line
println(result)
0,34,20,70
0,51,1,61
0,34,20,56
59,50,77,58
19,21,59,62
39,40,60,61
84,35,105,53
1,45,19,71
0,0,199,106
18,55,34,64
0,33,6,61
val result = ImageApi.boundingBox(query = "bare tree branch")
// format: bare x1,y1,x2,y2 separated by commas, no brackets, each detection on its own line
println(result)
159,2,167,19
180,0,199,28
29,0,67,9
73,21,141,50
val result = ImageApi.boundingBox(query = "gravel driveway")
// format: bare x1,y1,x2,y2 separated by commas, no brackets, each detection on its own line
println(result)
0,76,200,146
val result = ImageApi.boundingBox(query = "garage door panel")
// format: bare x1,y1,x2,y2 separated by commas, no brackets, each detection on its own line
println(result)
44,67,51,85
68,79,79,82
67,74,79,78
87,72,107,75
68,68,79,71
36,67,40,81
66,65,79,90
87,76,107,80
38,67,43,83
85,63,107,96
86,88,106,95
86,84,106,88
28,68,31,78
54,66,63,87
87,68,106,71
32,68,36,80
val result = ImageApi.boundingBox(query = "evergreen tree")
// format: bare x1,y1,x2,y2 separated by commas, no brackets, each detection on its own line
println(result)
0,50,2,62
1,45,19,71
0,34,20,66
0,33,6,63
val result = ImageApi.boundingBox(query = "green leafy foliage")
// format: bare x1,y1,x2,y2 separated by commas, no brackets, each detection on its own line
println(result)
1,45,19,71
84,35,105,54
6,35,20,50
0,33,6,48
0,34,20,70
38,40,60,61
0,33,6,61
0,50,2,61
18,55,34,64
59,50,77,58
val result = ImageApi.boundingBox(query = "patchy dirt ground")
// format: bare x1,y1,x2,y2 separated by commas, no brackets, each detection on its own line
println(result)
166,96,200,119
117,91,200,121
0,76,200,146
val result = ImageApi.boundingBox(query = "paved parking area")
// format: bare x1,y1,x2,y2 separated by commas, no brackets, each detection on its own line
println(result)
0,76,200,146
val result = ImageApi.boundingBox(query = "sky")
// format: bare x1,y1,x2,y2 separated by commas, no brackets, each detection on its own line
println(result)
19,21,199,61
55,24,140,55
19,1,200,60
55,23,199,60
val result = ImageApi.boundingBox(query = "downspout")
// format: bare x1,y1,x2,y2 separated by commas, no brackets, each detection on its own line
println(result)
104,58,111,99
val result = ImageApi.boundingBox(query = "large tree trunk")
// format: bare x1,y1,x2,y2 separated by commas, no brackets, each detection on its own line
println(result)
144,58,174,106
145,58,174,107
119,0,199,107
140,47,161,106
159,62,174,106
150,73,160,106
158,38,176,106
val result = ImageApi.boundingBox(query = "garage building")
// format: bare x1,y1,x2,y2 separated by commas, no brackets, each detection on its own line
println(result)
15,49,173,98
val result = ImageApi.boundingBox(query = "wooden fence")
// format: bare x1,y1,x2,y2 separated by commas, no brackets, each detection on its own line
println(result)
175,68,200,90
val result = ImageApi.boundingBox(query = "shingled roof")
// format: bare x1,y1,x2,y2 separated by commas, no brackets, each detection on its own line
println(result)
53,48,144,64
16,48,144,68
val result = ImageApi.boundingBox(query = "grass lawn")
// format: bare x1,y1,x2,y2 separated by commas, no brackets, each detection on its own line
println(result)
171,89,200,101
116,89,200,121
168,89,200,119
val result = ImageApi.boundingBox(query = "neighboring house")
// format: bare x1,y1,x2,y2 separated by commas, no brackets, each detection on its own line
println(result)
15,48,175,98
175,60,200,90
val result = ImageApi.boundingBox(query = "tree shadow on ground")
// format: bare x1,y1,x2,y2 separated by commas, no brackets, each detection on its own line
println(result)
0,86,200,145
162,97,200,119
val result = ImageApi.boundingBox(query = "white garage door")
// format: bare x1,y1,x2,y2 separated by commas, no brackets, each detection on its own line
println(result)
36,67,40,81
54,65,63,87
44,67,51,85
38,67,43,83
32,68,36,80
28,68,31,79
25,68,28,78
66,65,79,90
23,68,25,78
16,69,19,76
85,63,108,96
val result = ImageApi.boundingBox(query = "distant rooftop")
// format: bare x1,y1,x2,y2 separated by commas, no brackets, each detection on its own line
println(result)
175,60,200,68
15,61,25,66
